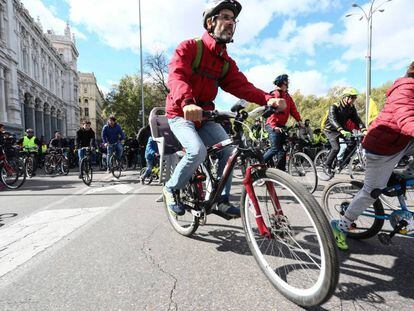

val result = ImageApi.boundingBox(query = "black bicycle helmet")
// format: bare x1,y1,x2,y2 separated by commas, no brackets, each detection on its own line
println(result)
273,74,289,86
203,0,242,30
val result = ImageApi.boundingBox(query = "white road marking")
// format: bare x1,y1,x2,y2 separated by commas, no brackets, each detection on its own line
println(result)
0,207,110,278
85,184,134,195
0,185,148,278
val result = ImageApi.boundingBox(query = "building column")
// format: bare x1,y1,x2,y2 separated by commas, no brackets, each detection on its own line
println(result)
51,109,57,134
35,103,44,137
44,106,51,142
24,98,35,131
0,66,6,122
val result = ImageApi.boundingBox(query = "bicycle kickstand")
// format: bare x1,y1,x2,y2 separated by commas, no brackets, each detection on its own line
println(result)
378,219,408,245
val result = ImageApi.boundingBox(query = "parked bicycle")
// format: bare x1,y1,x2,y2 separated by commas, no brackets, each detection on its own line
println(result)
161,106,339,307
322,172,414,245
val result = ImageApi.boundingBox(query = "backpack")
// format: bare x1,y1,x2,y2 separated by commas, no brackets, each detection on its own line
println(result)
191,38,229,81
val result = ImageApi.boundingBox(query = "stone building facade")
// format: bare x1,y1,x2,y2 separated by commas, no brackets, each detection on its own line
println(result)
0,0,79,141
78,72,104,136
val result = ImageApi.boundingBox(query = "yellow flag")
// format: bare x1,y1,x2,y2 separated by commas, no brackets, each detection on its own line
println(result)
368,97,379,125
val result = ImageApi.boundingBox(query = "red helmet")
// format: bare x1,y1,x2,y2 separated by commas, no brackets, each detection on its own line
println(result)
203,0,242,30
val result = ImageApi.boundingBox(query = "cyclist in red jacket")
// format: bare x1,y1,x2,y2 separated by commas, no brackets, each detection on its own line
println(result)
331,61,414,250
163,0,285,217
263,74,303,171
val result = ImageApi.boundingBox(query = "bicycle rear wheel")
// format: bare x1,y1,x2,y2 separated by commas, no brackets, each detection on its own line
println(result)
321,179,384,239
288,152,318,193
80,158,93,186
241,168,338,307
164,177,201,237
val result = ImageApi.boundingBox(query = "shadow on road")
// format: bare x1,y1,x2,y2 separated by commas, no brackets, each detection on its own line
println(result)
330,235,414,309
190,223,252,255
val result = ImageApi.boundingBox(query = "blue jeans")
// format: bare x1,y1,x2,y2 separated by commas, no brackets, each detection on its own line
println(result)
143,157,155,178
263,125,287,171
78,148,86,173
107,143,123,169
165,117,234,201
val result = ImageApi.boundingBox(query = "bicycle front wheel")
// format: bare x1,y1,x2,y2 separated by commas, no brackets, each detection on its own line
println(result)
25,156,34,178
80,158,93,186
241,168,338,307
1,160,26,189
322,179,384,239
314,150,332,181
61,156,70,175
288,152,318,193
110,155,122,179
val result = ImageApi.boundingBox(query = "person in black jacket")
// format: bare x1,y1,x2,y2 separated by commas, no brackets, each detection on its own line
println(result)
75,121,96,177
137,124,151,168
323,87,366,175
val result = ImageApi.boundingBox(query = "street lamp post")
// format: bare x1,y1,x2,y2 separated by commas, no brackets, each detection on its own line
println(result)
138,0,145,127
347,0,391,125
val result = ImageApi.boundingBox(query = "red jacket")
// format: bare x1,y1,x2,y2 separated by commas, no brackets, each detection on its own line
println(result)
166,32,272,119
363,77,414,155
266,88,301,128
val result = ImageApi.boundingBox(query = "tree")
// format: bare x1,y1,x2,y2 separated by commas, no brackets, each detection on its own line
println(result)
103,75,165,136
145,52,169,96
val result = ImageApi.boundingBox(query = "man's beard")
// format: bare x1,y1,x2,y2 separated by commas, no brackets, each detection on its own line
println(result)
214,27,234,44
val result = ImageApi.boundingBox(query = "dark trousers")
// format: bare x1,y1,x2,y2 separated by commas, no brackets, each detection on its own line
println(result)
325,131,341,168
263,125,287,171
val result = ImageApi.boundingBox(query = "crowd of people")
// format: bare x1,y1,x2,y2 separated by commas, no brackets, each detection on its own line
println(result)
0,115,155,180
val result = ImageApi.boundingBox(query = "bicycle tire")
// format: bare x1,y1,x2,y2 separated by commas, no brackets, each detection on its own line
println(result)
0,160,26,189
44,155,53,174
164,179,201,237
241,168,339,307
110,155,122,179
80,157,93,186
61,156,70,175
25,156,34,178
314,150,332,181
321,179,384,239
288,152,318,193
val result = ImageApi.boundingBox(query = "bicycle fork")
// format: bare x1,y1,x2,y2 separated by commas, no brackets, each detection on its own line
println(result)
243,166,284,238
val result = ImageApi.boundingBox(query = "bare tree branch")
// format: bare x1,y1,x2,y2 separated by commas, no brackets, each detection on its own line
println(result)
145,52,169,96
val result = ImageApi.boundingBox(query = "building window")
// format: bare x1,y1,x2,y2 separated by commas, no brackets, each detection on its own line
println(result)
84,108,89,117
84,99,88,104
83,87,87,93
78,98,81,103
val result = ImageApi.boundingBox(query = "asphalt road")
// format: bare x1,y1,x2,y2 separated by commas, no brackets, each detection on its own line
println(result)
0,169,413,310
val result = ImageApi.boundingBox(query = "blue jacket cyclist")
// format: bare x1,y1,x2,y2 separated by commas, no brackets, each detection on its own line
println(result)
101,115,125,171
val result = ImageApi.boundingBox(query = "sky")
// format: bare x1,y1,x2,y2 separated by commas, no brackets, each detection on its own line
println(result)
21,0,414,110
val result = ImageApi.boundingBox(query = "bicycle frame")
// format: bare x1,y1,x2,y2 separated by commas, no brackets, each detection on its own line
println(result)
195,116,283,238
362,178,414,222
